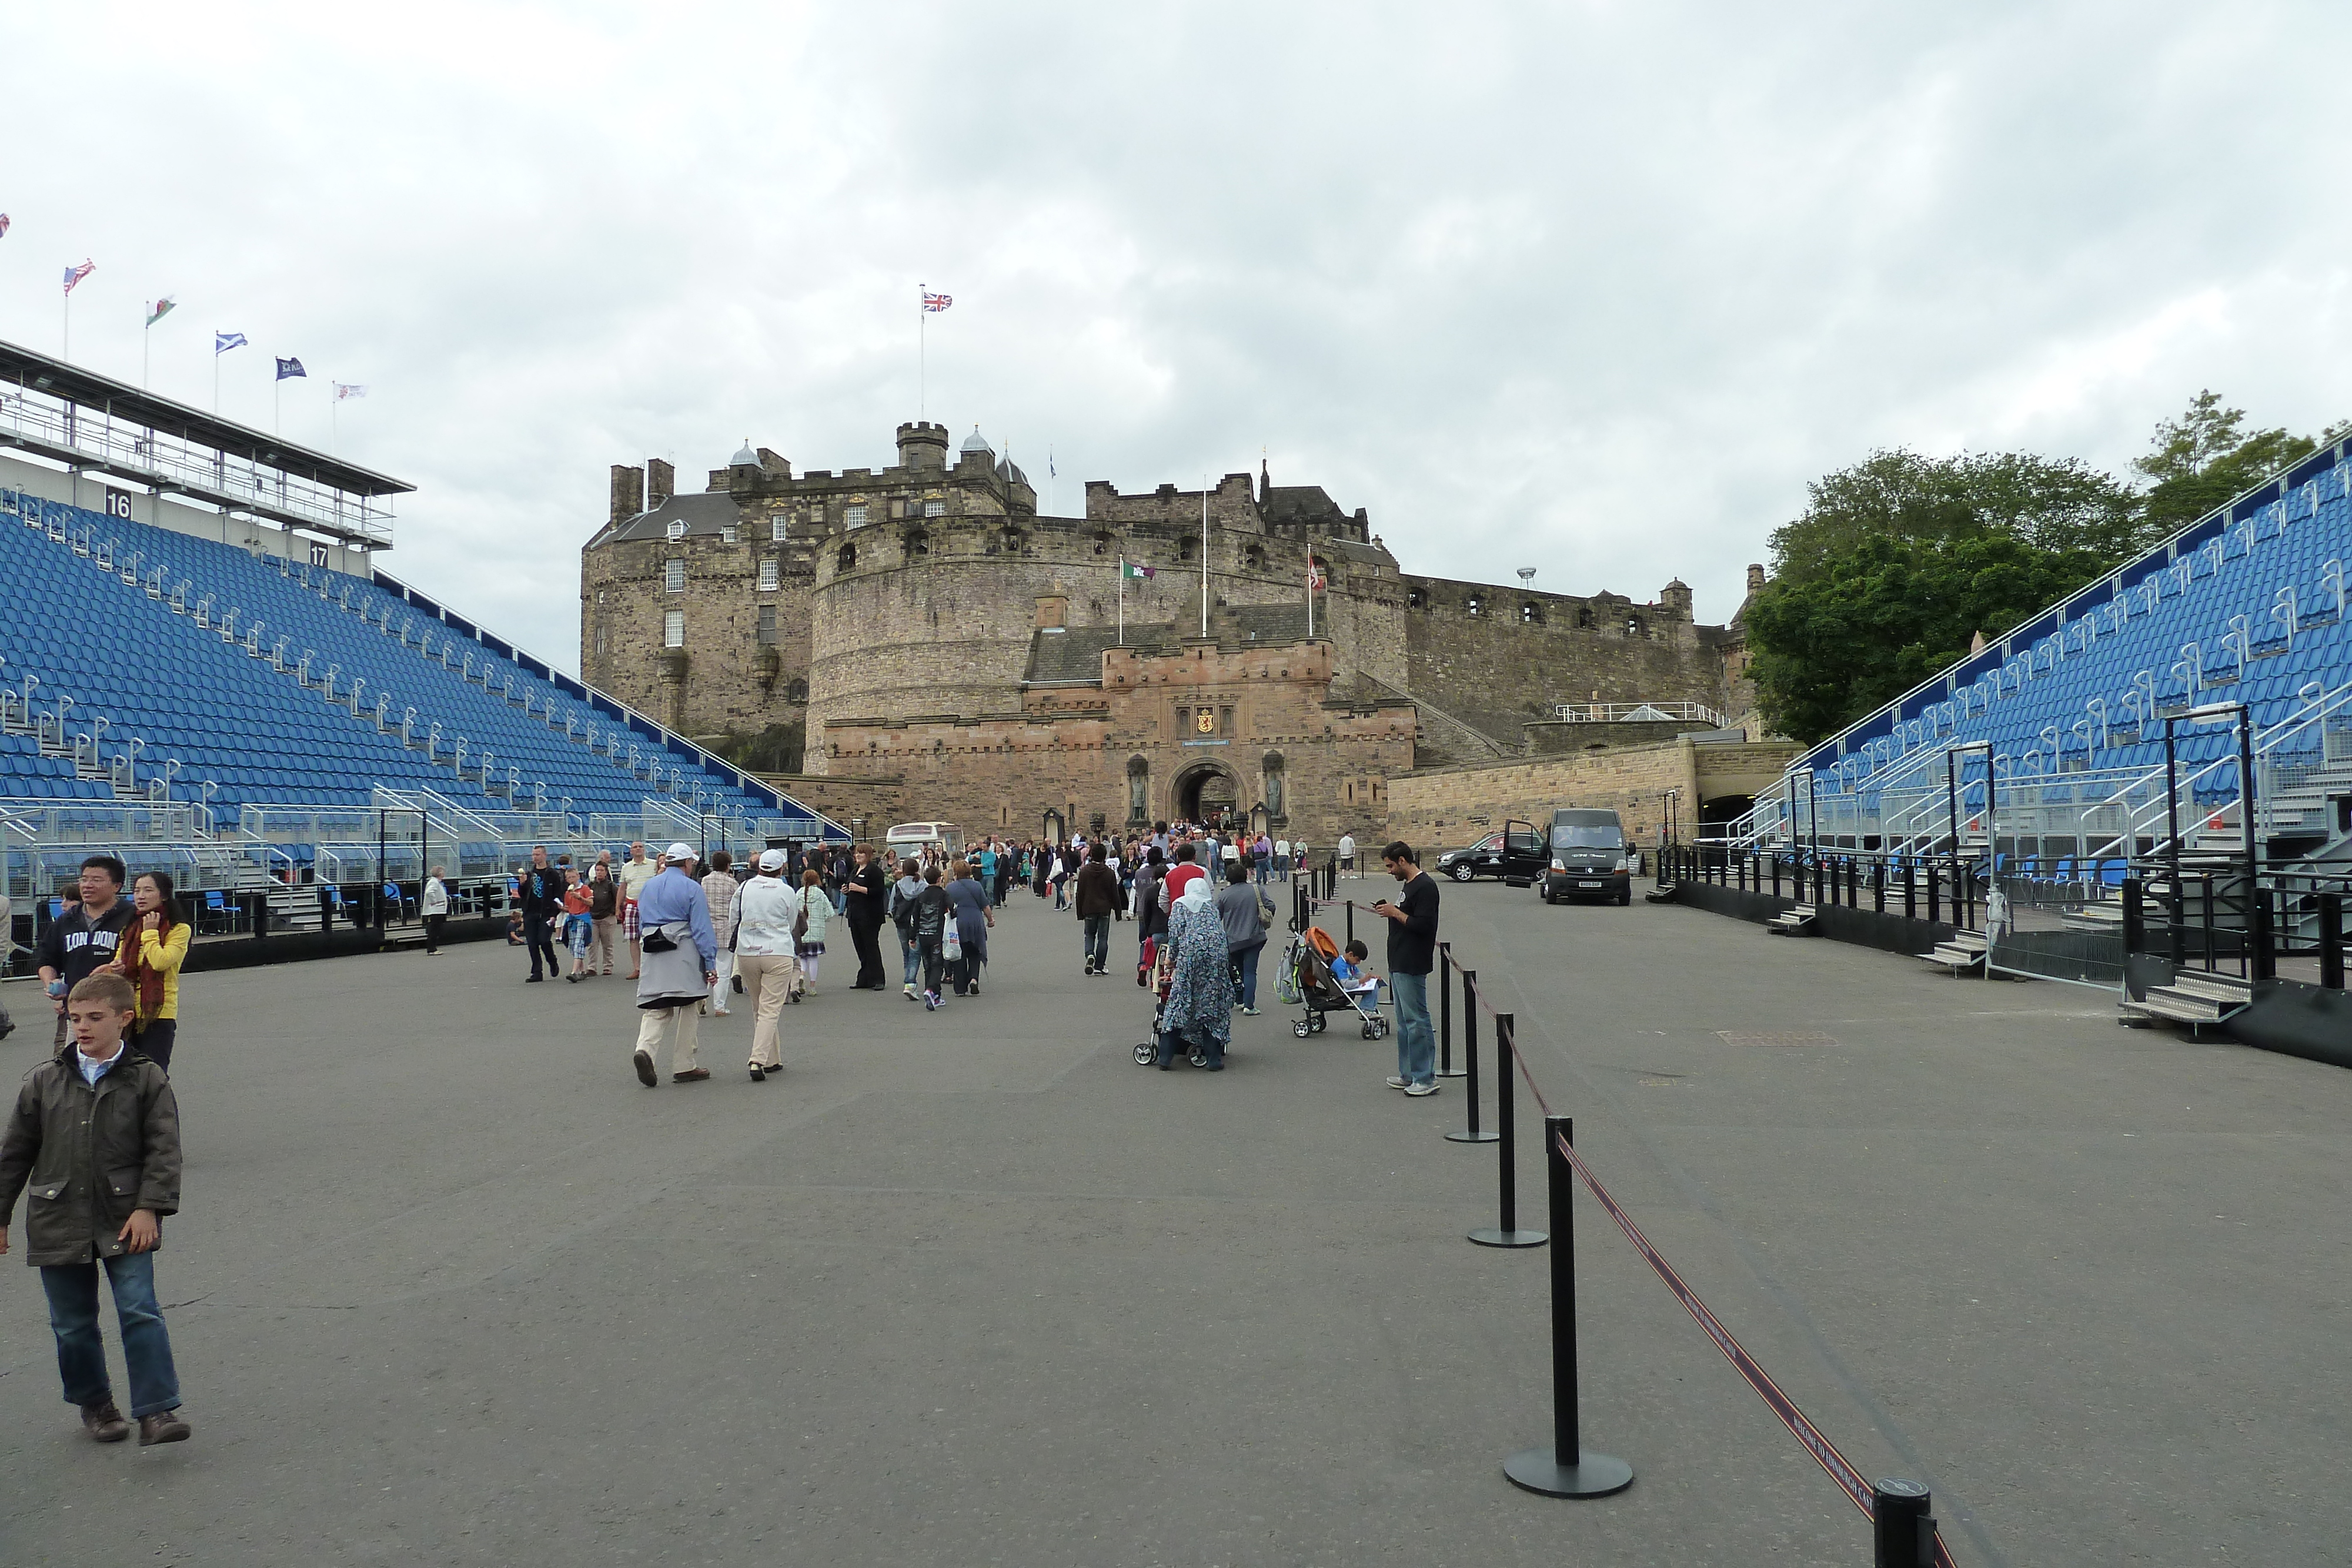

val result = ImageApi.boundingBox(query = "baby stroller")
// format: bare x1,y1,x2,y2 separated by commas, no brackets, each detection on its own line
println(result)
1131,934,1216,1068
1280,925,1389,1040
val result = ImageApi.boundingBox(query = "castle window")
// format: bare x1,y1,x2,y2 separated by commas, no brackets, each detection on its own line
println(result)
757,604,777,644
924,499,946,519
846,503,868,528
1245,544,1265,571
594,626,606,656
1577,606,1592,628
721,524,738,544
1466,594,1484,616
1003,525,1024,553
758,558,779,592
1408,589,1425,610
1180,536,1198,563
1094,530,1114,556
664,559,686,593
837,543,857,572
1625,616,1644,636
1521,601,1542,624
666,518,686,541
770,516,787,542
663,610,684,647
906,530,930,558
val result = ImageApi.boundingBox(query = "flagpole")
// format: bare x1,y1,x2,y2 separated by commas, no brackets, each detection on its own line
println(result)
142,313,149,390
1307,557,1315,640
1200,476,1210,637
918,283,926,420
1118,556,1126,646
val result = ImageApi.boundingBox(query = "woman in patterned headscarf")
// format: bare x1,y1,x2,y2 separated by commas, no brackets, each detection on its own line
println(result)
1154,874,1233,1070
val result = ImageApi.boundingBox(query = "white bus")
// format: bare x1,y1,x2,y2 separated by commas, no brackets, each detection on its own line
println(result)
884,821,964,862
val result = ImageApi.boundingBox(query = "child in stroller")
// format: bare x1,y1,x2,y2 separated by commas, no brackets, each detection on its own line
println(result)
1281,927,1390,1039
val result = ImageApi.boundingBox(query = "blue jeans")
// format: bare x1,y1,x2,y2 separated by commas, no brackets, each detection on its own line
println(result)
1083,915,1110,971
1391,970,1435,1086
899,929,921,985
42,1252,181,1417
1229,941,1264,1009
1254,858,1269,885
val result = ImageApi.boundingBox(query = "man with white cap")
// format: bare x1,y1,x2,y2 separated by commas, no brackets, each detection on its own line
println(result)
631,842,717,1086
733,849,801,1081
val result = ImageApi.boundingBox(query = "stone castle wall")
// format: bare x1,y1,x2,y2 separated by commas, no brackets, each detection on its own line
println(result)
1384,737,1801,853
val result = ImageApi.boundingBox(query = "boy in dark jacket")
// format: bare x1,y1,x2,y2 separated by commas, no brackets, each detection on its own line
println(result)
0,971,189,1445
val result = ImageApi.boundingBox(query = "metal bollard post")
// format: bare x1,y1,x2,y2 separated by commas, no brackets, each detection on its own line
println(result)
1345,899,1355,949
1437,945,1464,1077
1445,970,1499,1144
1771,854,1781,898
1871,1479,1939,1567
1504,1115,1633,1499
1904,861,1916,920
2322,894,2344,991
1469,1015,1546,1249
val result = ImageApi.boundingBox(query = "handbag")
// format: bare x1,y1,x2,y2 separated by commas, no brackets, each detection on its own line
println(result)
641,922,678,953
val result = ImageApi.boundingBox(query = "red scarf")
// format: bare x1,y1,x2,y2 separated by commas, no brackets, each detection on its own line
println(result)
118,912,176,1022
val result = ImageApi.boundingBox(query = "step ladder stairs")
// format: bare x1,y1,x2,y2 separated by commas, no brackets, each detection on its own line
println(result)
1920,931,1987,974
2118,970,2253,1035
1765,902,1817,937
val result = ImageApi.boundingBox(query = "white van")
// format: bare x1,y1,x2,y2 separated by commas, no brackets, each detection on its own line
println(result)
884,821,964,862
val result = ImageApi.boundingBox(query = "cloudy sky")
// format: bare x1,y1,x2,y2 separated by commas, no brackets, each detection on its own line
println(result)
4,3,2347,673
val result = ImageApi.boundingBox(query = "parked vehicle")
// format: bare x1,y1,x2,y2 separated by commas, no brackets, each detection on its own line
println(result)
884,821,964,862
1541,808,1635,905
1435,821,1544,883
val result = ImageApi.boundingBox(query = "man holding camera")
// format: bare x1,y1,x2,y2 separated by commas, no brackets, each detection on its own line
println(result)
1368,841,1440,1096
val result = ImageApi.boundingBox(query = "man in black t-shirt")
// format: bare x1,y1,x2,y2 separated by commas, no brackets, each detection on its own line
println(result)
1369,841,1441,1095
517,845,567,984
35,854,135,1049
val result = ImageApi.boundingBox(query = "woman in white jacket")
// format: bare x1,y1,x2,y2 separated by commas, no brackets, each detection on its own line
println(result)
733,850,802,1081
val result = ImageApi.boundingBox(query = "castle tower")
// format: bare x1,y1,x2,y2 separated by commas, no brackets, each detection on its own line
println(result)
896,421,949,472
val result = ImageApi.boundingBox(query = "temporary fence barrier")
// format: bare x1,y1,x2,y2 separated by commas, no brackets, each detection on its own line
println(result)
1299,890,1953,1565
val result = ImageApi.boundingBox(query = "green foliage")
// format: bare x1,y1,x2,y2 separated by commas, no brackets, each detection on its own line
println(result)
709,722,803,775
2132,389,2341,536
1747,534,2107,744
1769,449,2147,586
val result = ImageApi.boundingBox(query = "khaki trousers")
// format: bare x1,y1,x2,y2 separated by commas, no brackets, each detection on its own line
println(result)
738,953,796,1068
634,1001,701,1074
591,917,619,971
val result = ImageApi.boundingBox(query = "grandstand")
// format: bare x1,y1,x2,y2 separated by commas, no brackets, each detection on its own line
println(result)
1715,433,2352,1021
0,337,839,951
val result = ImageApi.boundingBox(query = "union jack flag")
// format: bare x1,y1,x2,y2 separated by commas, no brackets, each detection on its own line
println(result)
921,291,952,312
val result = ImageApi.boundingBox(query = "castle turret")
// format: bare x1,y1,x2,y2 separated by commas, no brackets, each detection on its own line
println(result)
727,440,761,497
1659,578,1693,620
897,421,948,471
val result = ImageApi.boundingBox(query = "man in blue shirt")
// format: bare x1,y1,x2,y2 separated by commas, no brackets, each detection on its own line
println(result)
630,844,718,1086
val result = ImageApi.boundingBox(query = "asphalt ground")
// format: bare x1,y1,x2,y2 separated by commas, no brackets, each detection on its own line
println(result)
0,876,2346,1566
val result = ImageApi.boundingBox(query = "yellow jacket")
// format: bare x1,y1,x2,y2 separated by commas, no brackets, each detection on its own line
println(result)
132,922,190,1022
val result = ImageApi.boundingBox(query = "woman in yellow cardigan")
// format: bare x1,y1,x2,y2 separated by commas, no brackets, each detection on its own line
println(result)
112,870,190,1072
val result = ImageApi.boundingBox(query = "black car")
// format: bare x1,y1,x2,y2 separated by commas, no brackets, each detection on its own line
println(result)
1435,820,1545,883
1541,808,1636,905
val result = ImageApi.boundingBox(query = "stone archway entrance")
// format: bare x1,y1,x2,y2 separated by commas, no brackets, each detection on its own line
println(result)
1172,759,1242,830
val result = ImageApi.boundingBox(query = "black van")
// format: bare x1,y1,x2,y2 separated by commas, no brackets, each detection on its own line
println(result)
1435,820,1545,883
1541,808,1634,905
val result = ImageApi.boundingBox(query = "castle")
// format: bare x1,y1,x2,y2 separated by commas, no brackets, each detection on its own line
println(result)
580,420,1759,846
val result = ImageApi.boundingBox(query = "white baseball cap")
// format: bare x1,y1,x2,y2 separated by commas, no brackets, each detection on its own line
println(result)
758,849,788,872
664,841,697,862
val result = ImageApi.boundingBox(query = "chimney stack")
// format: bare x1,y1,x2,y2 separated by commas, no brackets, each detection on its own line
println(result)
1746,563,1767,594
647,458,675,510
1034,580,1070,630
610,464,645,526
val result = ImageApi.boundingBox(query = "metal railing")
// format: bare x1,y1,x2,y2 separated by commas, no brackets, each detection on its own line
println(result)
1551,700,1728,727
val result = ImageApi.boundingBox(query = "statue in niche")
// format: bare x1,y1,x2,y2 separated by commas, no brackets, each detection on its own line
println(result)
1127,755,1150,821
1261,751,1286,821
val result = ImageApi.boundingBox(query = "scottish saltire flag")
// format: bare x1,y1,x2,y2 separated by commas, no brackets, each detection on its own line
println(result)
335,382,368,400
922,291,951,312
62,259,94,295
145,297,176,327
215,331,248,355
1122,560,1154,580
276,356,306,381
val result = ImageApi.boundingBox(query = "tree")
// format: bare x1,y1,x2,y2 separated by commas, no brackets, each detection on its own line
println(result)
1769,449,2147,586
2133,389,2342,536
1746,534,2110,743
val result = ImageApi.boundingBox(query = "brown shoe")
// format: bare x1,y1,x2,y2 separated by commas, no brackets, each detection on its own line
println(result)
81,1400,129,1443
671,1068,710,1082
137,1410,190,1446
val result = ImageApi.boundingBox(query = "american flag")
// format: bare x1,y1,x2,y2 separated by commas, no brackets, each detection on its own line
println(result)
62,259,94,295
0,214,11,239
922,291,952,312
